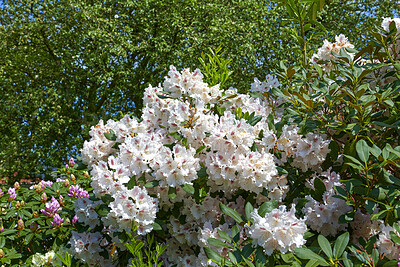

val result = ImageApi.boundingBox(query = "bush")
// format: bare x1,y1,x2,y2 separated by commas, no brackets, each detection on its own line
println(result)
65,16,400,266
4,9,400,267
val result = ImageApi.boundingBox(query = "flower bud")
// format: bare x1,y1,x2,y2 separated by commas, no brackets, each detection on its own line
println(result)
41,192,47,203
72,215,79,224
0,219,4,233
30,222,39,232
15,201,20,209
0,249,4,258
64,179,70,187
59,195,65,206
51,214,64,227
65,218,71,225
17,219,24,230
70,174,76,182
14,182,20,190
0,188,3,197
20,200,25,207
7,188,16,202
84,171,89,178
69,158,75,167
33,211,39,218
35,182,44,193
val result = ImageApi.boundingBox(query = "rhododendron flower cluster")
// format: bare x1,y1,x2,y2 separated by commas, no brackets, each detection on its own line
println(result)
303,170,351,236
249,205,307,255
68,184,89,198
311,34,354,71
75,64,333,265
70,231,114,266
377,225,400,260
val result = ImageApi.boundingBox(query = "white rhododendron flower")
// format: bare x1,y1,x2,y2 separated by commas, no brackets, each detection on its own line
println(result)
74,197,102,227
311,34,354,72
376,224,400,260
250,75,280,93
70,231,115,266
32,251,60,266
276,125,330,171
303,170,351,236
249,204,306,255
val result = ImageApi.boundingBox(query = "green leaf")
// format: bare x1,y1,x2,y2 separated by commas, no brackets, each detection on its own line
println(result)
204,247,224,263
333,232,349,259
231,224,240,243
242,243,255,258
382,260,400,267
181,184,195,194
258,200,278,217
312,178,326,202
24,233,34,245
144,180,159,188
228,251,238,264
152,221,162,231
104,129,117,141
390,231,400,245
219,203,243,224
294,248,329,266
167,131,183,141
342,251,353,267
344,155,362,165
208,238,232,248
393,223,400,235
248,115,263,126
245,202,254,221
168,187,177,199
95,204,111,217
267,114,275,131
217,229,232,243
318,235,333,259
197,167,208,178
195,145,207,154
371,209,387,221
255,247,267,264
242,257,255,267
356,139,369,163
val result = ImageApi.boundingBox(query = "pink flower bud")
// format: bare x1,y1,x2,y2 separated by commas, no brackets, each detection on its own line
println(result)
51,214,64,227
72,215,79,224
7,188,16,202
69,158,75,167
30,222,39,232
17,219,24,230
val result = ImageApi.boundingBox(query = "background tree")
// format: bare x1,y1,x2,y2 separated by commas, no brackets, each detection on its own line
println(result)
0,0,398,181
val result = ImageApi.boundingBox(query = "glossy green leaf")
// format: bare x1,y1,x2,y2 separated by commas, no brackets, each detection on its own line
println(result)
204,247,224,263
219,203,243,224
208,238,232,248
318,235,333,259
258,200,278,217
245,202,254,221
181,184,195,194
294,247,329,266
333,232,349,259
356,139,369,163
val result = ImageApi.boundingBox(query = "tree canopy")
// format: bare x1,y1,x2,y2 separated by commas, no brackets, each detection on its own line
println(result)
0,0,398,180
